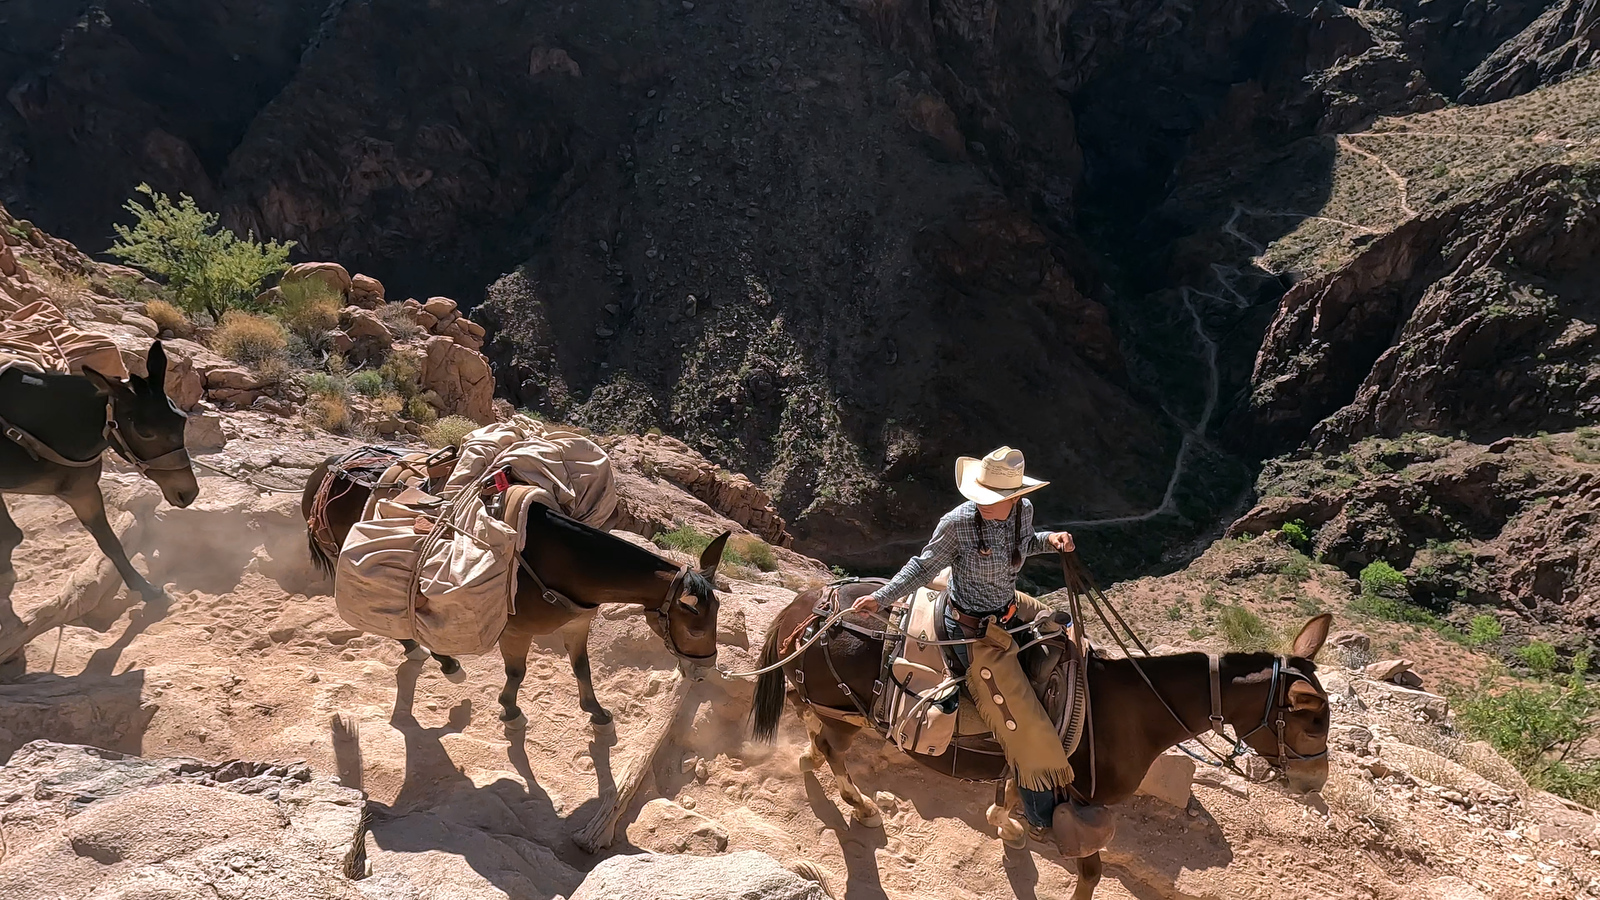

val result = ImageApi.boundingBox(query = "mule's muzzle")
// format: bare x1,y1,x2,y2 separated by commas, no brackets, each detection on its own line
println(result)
1283,758,1329,794
153,469,200,508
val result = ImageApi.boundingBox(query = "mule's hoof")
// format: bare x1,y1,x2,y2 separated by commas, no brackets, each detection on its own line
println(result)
853,807,884,829
1002,831,1028,850
405,645,430,661
501,712,528,730
443,666,468,684
589,710,614,728
798,752,817,774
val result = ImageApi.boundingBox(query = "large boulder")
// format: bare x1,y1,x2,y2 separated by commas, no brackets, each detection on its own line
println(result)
626,799,730,854
420,336,494,424
348,273,385,309
1135,748,1195,808
422,296,458,320
342,306,394,346
0,742,366,900
280,262,352,297
570,851,829,900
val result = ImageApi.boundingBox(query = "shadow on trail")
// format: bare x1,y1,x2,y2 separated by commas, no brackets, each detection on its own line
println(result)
361,659,585,900
803,774,889,900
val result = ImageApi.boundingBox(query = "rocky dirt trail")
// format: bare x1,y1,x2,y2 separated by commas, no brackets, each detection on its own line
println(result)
4,416,1598,899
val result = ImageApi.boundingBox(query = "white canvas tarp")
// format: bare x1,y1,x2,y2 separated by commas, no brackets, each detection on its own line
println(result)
332,416,621,656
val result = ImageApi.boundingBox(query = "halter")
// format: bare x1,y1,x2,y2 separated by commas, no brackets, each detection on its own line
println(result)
651,565,717,665
0,394,190,474
1190,654,1329,778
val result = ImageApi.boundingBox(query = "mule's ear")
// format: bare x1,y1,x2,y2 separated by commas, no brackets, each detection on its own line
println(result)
699,530,732,575
144,341,168,393
1288,679,1324,710
80,365,127,398
1291,613,1333,660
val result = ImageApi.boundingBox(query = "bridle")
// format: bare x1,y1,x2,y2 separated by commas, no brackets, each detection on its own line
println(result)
103,405,192,476
651,565,717,665
1057,551,1327,785
0,392,190,475
1193,653,1329,778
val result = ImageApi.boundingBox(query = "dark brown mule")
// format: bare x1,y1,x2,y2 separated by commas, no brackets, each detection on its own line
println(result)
751,579,1333,900
302,452,728,726
0,342,197,601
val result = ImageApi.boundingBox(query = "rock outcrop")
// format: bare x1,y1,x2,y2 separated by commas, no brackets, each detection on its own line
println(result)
1227,432,1600,649
0,741,366,900
1462,0,1600,102
607,434,793,547
570,851,830,900
1239,164,1600,454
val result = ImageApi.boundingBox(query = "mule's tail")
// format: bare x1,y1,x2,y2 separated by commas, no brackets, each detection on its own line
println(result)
789,860,834,899
302,456,339,580
750,619,788,744
307,530,336,579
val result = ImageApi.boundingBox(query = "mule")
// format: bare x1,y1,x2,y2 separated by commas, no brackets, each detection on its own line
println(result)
0,341,197,601
751,579,1332,900
303,451,728,726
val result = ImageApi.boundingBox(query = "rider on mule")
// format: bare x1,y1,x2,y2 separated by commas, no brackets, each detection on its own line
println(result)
852,446,1074,830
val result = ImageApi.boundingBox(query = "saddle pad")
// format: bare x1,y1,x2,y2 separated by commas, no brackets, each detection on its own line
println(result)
885,579,960,756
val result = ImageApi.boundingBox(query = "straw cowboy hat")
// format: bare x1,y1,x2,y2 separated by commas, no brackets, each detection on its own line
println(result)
955,447,1050,506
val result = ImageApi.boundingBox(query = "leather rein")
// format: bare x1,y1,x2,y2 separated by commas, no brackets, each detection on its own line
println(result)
0,394,190,475
1060,552,1328,781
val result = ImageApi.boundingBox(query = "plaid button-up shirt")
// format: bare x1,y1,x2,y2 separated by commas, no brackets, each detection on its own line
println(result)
872,500,1056,614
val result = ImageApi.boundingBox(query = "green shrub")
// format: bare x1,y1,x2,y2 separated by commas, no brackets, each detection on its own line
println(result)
1360,561,1408,600
302,372,348,399
655,525,770,570
211,311,287,368
1467,614,1503,647
732,535,777,572
1456,672,1600,807
655,524,714,556
1219,605,1272,651
1279,520,1311,552
350,370,385,396
1516,640,1559,676
379,352,423,399
277,278,341,341
109,184,293,321
423,415,478,448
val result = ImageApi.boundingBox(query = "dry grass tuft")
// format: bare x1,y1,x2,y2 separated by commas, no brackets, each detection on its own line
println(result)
277,279,341,342
142,299,194,338
306,393,351,433
423,414,478,448
211,311,288,368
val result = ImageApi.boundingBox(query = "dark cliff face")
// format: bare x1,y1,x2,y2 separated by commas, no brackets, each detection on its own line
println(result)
1240,164,1600,453
0,1,327,239
0,0,1592,568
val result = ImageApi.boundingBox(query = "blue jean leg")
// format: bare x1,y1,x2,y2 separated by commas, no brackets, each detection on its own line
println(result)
945,610,1059,828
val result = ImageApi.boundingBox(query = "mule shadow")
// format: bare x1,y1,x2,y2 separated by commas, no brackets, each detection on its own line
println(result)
80,592,170,678
802,774,889,900
360,659,587,900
